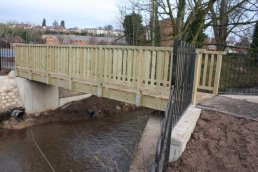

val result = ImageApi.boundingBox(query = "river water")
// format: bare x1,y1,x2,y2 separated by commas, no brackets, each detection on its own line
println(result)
0,109,151,172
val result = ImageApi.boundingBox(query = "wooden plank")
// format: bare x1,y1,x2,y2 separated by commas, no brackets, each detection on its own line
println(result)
197,85,214,91
150,50,157,87
132,49,137,87
108,48,113,82
208,54,215,87
96,48,100,80
137,50,144,89
213,53,223,95
91,48,96,79
98,47,105,96
122,49,127,83
156,51,163,89
163,51,169,89
117,48,123,82
112,48,118,82
127,49,133,85
202,53,209,86
103,48,108,80
145,50,151,87
79,48,84,78
192,52,202,105
87,47,91,79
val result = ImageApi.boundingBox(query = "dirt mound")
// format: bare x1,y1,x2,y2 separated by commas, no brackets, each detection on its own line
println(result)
0,69,11,76
167,110,258,172
1,96,138,130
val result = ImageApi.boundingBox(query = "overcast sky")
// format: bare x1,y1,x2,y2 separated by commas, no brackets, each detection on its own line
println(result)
0,0,120,28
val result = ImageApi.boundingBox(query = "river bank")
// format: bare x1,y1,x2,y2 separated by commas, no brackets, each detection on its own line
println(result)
0,96,140,130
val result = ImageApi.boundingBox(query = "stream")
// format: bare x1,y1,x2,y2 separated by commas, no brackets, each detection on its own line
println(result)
0,109,151,172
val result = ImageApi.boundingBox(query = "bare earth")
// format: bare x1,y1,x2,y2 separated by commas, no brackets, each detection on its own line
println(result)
0,96,138,130
0,69,10,76
167,110,258,172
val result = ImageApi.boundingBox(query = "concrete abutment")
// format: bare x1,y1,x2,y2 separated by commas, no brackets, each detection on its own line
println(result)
15,77,59,114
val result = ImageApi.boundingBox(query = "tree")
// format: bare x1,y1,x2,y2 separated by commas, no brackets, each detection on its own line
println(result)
118,0,216,47
239,37,250,48
60,20,65,28
104,25,113,30
42,18,46,27
150,0,160,46
209,0,258,50
123,12,145,45
53,20,58,27
251,21,258,52
118,0,257,49
185,9,207,48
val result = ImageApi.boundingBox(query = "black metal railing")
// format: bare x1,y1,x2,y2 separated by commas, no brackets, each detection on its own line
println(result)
0,48,15,70
150,40,196,172
219,52,258,95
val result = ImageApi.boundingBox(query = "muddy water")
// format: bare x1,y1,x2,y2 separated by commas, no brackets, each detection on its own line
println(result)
0,109,151,172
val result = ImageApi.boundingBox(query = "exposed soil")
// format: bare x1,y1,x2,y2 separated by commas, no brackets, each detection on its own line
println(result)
167,110,258,172
0,96,139,130
0,69,10,76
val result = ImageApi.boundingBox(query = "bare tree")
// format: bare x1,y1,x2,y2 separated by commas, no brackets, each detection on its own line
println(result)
208,0,258,50
117,0,258,49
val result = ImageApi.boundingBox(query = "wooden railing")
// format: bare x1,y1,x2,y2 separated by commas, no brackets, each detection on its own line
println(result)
192,49,224,104
15,44,225,109
15,44,172,110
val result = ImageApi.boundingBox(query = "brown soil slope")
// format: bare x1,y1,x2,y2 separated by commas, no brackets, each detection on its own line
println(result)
167,110,258,172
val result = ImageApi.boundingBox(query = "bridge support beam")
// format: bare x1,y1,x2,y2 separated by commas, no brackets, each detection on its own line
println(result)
15,77,59,114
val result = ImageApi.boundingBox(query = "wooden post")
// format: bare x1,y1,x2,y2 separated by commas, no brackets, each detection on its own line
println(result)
97,48,104,97
68,46,73,90
136,50,143,107
213,52,223,95
192,50,202,105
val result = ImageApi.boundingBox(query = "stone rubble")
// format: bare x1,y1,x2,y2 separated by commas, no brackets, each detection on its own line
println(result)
0,75,23,110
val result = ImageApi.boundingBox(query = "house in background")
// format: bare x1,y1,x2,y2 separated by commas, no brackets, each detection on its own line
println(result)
44,36,59,45
43,35,127,45
0,36,26,48
145,19,174,47
159,19,173,47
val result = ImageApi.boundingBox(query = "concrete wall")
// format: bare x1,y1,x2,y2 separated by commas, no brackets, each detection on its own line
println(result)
15,77,59,114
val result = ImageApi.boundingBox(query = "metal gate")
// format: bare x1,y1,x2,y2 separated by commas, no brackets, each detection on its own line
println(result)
150,40,196,172
219,52,258,95
0,48,15,71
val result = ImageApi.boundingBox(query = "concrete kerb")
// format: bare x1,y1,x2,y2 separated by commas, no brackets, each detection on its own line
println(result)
169,105,201,162
129,105,202,171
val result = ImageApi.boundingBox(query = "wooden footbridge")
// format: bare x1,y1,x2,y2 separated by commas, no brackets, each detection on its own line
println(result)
15,44,224,111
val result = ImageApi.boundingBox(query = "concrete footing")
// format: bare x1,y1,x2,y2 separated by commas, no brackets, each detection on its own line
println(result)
169,105,201,162
15,77,92,114
129,116,162,172
16,77,59,114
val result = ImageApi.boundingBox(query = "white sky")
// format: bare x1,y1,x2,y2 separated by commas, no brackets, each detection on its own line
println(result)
0,0,120,28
